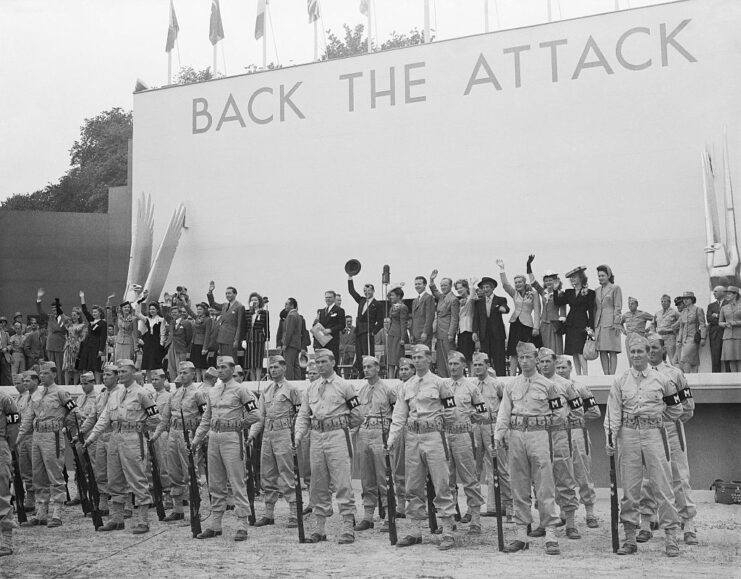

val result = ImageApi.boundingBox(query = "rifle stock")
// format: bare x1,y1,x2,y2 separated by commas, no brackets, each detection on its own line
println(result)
181,408,202,538
380,414,397,545
11,450,27,524
244,441,257,525
488,411,504,552
289,410,305,543
607,405,620,553
65,427,92,516
145,432,166,521
73,414,104,529
426,475,438,533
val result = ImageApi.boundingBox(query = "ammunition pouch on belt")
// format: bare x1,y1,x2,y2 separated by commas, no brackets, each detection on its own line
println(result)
621,413,663,429
362,416,391,430
266,417,293,431
406,418,443,434
445,422,474,435
111,421,145,433
509,415,552,431
33,418,64,433
310,416,349,432
210,419,244,432
171,417,200,431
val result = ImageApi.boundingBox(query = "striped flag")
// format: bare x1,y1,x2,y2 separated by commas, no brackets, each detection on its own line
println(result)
255,0,267,40
359,0,368,16
307,0,320,23
209,0,224,46
165,0,179,53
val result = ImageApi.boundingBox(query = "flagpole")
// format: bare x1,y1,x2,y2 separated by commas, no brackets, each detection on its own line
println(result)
168,51,172,85
614,0,620,10
313,19,319,61
263,2,268,68
213,44,218,75
547,0,552,22
367,1,372,53
424,0,430,43
484,0,489,33
493,0,501,30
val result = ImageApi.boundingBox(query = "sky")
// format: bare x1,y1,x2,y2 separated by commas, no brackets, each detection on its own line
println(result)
0,0,667,202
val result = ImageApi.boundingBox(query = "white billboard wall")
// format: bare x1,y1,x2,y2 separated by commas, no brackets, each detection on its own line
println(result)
133,0,741,372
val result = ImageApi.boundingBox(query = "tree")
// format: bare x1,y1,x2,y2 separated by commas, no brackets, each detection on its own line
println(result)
173,65,219,85
322,24,430,60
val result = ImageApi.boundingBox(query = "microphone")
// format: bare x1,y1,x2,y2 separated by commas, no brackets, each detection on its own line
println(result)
382,265,390,285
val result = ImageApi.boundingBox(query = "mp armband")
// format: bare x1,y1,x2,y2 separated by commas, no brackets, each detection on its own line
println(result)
567,397,583,410
677,387,693,401
441,396,456,409
244,399,258,412
146,405,160,417
294,404,302,413
548,397,563,410
346,396,360,410
663,393,681,406
583,396,597,409
6,412,20,424
198,403,207,414
64,399,78,412
474,402,487,413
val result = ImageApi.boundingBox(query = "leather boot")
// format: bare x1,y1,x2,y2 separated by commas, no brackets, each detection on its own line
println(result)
437,517,455,550
132,505,150,534
338,515,355,544
47,503,63,528
287,503,298,529
98,502,125,531
467,509,482,535
0,526,12,557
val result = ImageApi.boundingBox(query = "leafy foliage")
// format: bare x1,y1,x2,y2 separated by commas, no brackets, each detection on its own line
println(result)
323,24,430,60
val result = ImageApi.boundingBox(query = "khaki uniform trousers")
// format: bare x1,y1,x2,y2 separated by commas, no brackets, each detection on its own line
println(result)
208,431,250,519
17,435,34,505
31,432,66,506
509,429,559,527
93,433,110,497
551,429,579,514
0,441,11,523
447,431,484,511
617,426,680,529
404,430,455,520
107,432,151,506
155,432,170,493
309,429,355,519
478,425,512,513
357,427,387,511
260,428,295,506
391,431,406,506
167,429,191,502
570,426,596,507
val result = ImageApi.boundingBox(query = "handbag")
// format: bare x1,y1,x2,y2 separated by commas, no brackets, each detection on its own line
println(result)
694,330,702,344
711,480,741,504
583,337,598,361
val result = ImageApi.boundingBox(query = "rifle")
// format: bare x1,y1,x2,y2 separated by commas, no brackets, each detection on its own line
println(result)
289,409,305,543
380,413,397,545
244,440,257,525
426,474,439,533
73,414,104,529
64,427,92,516
11,450,27,524
181,407,202,538
487,410,504,552
63,465,71,503
145,431,166,521
607,405,620,553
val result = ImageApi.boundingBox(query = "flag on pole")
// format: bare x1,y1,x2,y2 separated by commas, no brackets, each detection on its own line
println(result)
255,0,267,39
165,0,179,53
209,0,224,46
359,0,368,16
308,0,320,23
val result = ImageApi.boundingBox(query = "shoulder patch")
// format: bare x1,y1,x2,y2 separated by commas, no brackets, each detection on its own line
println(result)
6,412,20,424
244,399,258,412
567,397,583,410
146,405,159,417
582,396,597,409
441,396,456,409
474,402,486,413
64,399,78,412
548,397,563,410
346,396,360,410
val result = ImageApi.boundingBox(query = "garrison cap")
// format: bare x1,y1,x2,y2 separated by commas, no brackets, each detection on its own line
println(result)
538,347,556,359
447,351,466,363
102,363,119,373
204,367,218,379
150,369,167,378
117,359,136,369
24,370,39,378
516,342,537,356
234,365,244,375
178,361,196,370
268,355,286,365
411,344,431,356
80,371,95,382
40,361,57,371
217,356,235,366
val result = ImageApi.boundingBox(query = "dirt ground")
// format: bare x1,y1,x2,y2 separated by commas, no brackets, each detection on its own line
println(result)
1,487,739,579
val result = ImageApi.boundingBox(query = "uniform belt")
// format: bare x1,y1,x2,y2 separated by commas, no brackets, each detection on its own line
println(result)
33,419,64,433
567,417,585,429
362,416,391,429
171,418,200,430
267,417,293,431
406,418,443,434
657,330,674,336
445,422,474,434
509,415,552,431
111,421,145,433
621,413,663,429
310,416,349,432
210,419,244,432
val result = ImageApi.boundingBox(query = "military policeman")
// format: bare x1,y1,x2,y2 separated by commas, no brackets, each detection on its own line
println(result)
192,356,259,541
495,342,564,555
605,335,684,557
294,349,362,544
0,389,20,556
386,344,458,550
16,361,76,528
247,355,303,528
85,359,160,534
149,369,173,510
392,357,416,518
354,355,396,533
15,371,38,513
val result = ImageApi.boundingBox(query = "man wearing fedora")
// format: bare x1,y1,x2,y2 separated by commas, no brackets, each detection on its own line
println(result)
676,292,706,374
472,276,509,378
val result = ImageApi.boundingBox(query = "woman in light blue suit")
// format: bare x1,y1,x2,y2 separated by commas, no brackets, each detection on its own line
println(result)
594,265,623,375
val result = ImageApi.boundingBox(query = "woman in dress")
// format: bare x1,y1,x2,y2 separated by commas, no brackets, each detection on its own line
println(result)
554,266,595,376
527,263,566,354
79,291,107,382
244,292,269,381
385,286,409,378
719,286,741,372
593,264,623,375
186,301,213,382
676,291,706,374
135,295,165,373
62,307,87,385
454,278,479,373
108,299,137,362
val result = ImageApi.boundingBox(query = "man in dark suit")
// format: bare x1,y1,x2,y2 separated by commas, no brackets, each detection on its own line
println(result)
206,282,244,358
707,285,727,373
410,276,435,347
472,277,509,378
280,298,304,380
313,290,345,366
347,275,384,374
35,289,67,381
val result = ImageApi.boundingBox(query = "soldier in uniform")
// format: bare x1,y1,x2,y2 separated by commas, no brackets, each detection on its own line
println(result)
16,361,76,527
149,369,173,509
392,357,416,518
15,371,38,513
0,389,20,556
605,335,684,557
191,356,259,541
472,353,512,520
247,355,302,528
531,348,584,540
294,349,362,544
444,351,486,534
494,342,564,555
555,356,601,528
637,335,698,545
152,362,208,522
80,364,120,516
354,356,396,533
386,344,458,550
85,359,160,534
